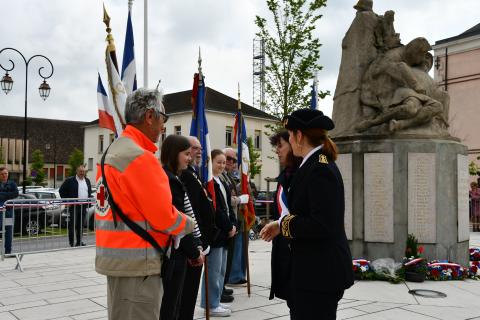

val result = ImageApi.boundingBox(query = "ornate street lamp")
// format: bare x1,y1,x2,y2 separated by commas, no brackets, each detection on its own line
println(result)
38,80,51,100
0,47,54,193
1,72,13,94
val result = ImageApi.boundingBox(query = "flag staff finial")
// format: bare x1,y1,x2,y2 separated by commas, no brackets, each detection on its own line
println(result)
103,4,116,53
128,0,134,11
237,82,241,111
198,47,203,79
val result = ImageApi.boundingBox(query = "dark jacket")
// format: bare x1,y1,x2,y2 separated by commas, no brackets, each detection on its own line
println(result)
269,166,296,301
164,167,200,260
285,148,354,293
180,165,216,248
212,177,236,248
0,180,19,207
59,175,92,199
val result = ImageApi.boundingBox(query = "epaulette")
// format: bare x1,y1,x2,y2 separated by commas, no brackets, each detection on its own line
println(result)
319,154,329,164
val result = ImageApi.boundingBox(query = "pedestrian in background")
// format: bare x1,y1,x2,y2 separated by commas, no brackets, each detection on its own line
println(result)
0,167,18,255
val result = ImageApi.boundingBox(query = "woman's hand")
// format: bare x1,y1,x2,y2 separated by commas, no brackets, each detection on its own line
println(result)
260,221,280,242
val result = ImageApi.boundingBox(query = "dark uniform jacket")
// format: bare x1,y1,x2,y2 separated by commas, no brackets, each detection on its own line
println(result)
269,166,296,301
212,178,237,248
282,149,354,293
163,167,200,260
180,165,217,248
0,180,19,207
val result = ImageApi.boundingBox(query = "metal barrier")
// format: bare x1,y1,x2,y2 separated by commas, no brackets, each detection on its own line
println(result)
471,198,480,232
1,198,95,271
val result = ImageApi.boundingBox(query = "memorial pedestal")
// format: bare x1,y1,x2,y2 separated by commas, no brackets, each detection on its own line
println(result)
335,136,469,265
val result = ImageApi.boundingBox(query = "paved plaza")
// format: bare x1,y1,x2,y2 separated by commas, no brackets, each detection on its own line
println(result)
0,234,479,320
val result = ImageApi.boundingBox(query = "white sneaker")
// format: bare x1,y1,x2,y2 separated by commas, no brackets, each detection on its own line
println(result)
208,306,231,317
219,303,231,310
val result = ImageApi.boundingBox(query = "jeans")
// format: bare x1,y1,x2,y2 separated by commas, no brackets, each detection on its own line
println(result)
0,209,13,254
201,247,227,309
228,231,246,283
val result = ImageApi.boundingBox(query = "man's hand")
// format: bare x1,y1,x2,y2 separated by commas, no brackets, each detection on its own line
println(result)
228,225,237,238
260,221,280,242
188,251,205,267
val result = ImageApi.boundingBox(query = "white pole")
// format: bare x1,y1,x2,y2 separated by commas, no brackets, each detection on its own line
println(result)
144,0,148,88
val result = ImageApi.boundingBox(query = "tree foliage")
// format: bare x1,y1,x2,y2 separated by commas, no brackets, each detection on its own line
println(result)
68,148,84,176
30,149,46,186
247,137,262,179
469,161,479,176
0,145,4,164
255,0,329,123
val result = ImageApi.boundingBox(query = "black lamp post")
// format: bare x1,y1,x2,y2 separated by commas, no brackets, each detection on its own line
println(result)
0,48,54,193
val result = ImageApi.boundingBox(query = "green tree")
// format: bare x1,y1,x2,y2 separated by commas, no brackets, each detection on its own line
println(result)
30,149,46,186
247,137,262,179
469,161,479,176
255,0,329,123
68,148,84,176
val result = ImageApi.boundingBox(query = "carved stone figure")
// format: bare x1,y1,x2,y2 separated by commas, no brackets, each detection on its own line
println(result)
332,1,450,137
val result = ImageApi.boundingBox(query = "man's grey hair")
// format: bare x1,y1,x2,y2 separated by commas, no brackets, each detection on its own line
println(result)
223,147,236,155
125,88,166,124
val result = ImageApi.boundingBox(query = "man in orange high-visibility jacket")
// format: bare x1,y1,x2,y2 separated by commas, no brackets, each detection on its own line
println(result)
95,88,195,320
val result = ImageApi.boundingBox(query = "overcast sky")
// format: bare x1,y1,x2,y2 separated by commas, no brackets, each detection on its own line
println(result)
0,0,479,122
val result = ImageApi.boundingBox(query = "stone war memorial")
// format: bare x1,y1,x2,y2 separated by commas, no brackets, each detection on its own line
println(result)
332,0,470,265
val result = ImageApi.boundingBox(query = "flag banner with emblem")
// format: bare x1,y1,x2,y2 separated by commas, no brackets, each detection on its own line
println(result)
189,73,215,207
121,8,137,95
97,73,117,134
103,4,126,136
310,79,317,110
233,106,256,229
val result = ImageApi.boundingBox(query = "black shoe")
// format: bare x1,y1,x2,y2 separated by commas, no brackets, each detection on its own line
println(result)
223,288,233,296
228,279,247,287
220,294,234,303
75,242,87,247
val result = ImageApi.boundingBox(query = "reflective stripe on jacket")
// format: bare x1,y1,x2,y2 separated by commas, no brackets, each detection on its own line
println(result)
95,125,194,277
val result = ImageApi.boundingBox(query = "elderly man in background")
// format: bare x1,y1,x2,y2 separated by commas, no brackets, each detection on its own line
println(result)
95,88,195,320
221,148,249,297
0,167,18,255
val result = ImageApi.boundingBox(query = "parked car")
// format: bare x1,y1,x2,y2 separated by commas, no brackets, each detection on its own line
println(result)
24,188,66,227
254,191,275,219
10,194,52,236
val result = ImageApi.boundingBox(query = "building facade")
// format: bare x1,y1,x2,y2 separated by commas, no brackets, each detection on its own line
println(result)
0,116,88,187
433,23,480,180
84,87,280,191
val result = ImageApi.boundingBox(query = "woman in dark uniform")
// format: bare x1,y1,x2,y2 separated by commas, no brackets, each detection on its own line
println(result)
263,130,301,314
261,109,354,319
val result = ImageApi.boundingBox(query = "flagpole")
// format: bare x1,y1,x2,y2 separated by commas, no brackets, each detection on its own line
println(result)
238,84,252,297
144,0,148,88
196,49,210,320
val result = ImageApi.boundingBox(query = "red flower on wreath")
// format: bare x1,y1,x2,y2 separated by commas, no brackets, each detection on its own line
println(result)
471,266,478,274
431,269,440,277
418,246,424,254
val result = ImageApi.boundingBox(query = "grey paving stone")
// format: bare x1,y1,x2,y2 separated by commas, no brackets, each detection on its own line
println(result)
352,308,438,319
402,305,480,320
0,289,77,306
0,312,18,320
11,300,104,320
337,308,368,319
0,300,48,313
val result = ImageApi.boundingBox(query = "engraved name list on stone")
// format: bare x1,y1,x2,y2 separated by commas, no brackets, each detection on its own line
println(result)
337,153,352,240
408,153,436,243
457,154,470,242
364,153,394,243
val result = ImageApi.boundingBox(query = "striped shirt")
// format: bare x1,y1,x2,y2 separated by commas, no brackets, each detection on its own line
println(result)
183,193,202,239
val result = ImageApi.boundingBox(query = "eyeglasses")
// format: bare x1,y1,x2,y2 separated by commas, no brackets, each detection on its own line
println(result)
226,156,237,163
159,112,169,123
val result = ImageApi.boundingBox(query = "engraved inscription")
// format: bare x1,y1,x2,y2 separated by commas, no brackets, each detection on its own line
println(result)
408,153,436,243
364,153,394,243
337,153,352,240
457,154,469,242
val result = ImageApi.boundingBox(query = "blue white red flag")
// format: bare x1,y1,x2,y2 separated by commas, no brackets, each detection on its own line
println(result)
97,73,117,134
233,104,256,229
121,8,137,95
190,73,215,207
276,185,289,220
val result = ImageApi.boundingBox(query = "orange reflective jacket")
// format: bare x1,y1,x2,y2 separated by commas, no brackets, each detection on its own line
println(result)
95,125,194,277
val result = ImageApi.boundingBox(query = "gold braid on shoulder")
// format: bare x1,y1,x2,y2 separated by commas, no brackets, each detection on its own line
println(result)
281,215,296,239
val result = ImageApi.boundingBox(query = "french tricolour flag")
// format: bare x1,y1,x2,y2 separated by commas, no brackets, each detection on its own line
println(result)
233,108,256,229
121,9,137,95
190,72,215,207
97,73,117,134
